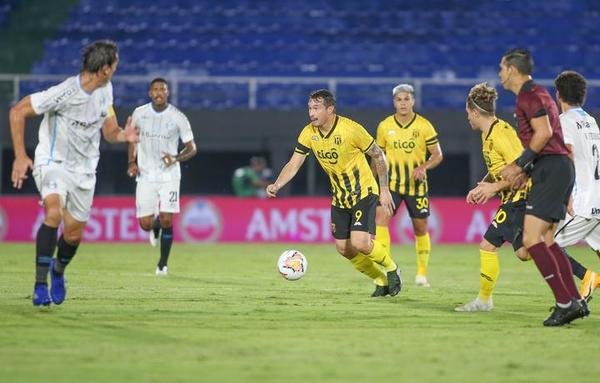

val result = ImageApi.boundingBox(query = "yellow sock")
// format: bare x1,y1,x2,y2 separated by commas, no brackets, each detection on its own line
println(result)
479,249,499,302
376,225,391,249
415,232,431,276
366,239,397,272
349,254,387,286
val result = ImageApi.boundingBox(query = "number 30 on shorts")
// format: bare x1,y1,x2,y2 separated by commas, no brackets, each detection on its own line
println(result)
416,197,429,210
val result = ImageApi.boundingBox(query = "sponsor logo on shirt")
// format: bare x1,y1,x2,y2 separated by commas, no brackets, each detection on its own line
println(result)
53,86,78,104
591,207,600,216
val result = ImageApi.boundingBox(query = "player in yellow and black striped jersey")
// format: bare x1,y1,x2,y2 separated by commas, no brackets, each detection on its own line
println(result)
373,84,443,288
266,89,403,297
455,82,531,312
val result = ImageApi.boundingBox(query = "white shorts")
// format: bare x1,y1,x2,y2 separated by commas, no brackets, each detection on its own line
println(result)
32,162,96,222
554,214,600,251
136,179,180,218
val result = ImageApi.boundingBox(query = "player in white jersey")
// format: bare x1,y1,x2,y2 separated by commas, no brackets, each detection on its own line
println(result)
553,71,600,300
9,40,140,306
127,78,197,275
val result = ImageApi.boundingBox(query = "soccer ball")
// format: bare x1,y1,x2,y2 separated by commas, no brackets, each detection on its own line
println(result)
277,250,308,281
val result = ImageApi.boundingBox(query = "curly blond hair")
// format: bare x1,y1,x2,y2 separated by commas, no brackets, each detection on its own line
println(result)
467,82,497,116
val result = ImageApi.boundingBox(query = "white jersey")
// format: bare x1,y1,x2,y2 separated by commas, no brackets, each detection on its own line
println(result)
132,103,194,182
560,107,600,218
31,75,113,174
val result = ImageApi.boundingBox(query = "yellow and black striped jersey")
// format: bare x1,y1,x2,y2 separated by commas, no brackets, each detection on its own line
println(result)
295,115,379,209
376,113,438,196
482,119,529,204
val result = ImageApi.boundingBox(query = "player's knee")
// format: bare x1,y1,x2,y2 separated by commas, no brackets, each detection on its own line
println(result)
521,233,540,249
412,220,428,236
138,218,153,231
479,239,496,252
159,215,173,228
44,207,62,226
350,237,371,254
335,243,355,258
62,231,82,246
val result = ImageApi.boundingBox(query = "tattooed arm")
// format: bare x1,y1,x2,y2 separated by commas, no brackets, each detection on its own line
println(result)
366,143,395,216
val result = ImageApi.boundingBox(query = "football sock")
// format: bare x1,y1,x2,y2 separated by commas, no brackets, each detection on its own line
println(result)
478,249,499,302
54,235,79,275
349,254,388,286
415,232,431,276
35,223,58,284
548,243,581,299
366,239,397,272
527,242,572,305
158,227,173,269
566,253,587,280
152,216,161,239
376,225,391,249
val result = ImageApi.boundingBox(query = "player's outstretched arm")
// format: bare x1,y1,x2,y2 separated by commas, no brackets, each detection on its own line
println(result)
266,153,306,198
366,143,395,216
9,96,37,189
102,115,140,144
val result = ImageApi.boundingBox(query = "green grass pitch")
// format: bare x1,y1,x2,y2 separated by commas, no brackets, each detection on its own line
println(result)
1,243,600,383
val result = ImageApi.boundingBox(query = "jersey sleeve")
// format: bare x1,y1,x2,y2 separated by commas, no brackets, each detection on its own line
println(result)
524,93,547,119
375,122,386,151
294,127,312,156
29,79,74,115
177,112,194,143
423,120,439,146
560,115,575,146
353,124,376,153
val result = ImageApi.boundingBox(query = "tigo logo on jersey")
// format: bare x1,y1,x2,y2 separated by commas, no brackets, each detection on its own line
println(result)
316,148,339,164
179,199,223,242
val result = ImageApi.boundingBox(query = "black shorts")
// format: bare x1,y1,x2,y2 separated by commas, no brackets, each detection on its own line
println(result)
527,155,575,223
331,194,378,240
389,191,430,219
484,201,525,251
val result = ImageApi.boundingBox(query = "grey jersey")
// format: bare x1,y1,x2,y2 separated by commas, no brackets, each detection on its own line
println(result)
132,103,194,182
31,75,113,174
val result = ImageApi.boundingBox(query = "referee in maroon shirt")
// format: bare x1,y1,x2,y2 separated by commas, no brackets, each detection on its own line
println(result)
499,48,588,326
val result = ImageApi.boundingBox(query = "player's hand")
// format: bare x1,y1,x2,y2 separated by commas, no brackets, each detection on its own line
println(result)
466,187,479,204
567,195,575,217
379,187,395,216
511,172,528,191
266,183,279,198
161,152,177,167
413,165,427,182
124,116,140,143
474,181,496,204
127,162,139,177
500,163,522,184
11,155,33,189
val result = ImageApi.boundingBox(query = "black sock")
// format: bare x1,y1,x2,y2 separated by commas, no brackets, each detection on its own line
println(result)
567,253,587,280
152,216,161,239
158,227,173,269
35,223,58,284
54,235,79,275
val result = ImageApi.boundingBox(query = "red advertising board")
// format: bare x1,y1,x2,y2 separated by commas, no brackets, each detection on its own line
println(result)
0,196,500,243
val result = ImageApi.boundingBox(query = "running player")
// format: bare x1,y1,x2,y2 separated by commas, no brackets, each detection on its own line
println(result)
499,48,587,326
455,83,530,312
9,40,139,306
553,70,600,301
127,78,197,275
266,89,402,297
